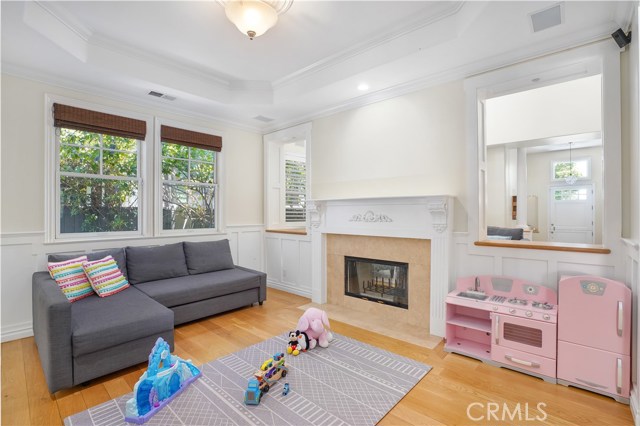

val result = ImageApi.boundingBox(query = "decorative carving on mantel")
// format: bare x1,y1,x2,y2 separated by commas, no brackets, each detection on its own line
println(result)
427,200,448,233
307,201,323,228
348,210,393,223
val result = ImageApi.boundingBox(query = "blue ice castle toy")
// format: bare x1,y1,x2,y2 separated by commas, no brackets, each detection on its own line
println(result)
124,337,201,424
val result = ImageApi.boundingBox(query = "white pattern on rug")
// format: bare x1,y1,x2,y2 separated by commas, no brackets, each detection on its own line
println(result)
65,333,431,426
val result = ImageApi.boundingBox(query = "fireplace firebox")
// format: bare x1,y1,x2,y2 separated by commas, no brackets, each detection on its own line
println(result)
344,256,408,309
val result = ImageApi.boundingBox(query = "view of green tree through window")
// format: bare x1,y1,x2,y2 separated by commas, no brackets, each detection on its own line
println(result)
161,142,217,230
59,128,140,233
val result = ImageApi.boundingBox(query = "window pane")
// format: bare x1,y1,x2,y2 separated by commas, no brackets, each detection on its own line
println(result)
60,128,100,147
103,150,137,177
103,135,137,151
285,159,306,222
162,184,215,230
60,176,138,233
162,142,188,159
59,145,100,174
190,161,215,184
162,158,189,181
190,147,214,163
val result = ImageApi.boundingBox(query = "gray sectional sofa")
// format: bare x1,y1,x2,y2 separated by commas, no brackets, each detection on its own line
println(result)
32,239,266,393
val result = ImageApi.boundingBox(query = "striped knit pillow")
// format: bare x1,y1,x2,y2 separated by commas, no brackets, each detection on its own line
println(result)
48,255,94,302
82,255,130,297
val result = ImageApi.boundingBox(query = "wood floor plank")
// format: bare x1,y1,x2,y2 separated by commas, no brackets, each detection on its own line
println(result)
2,340,31,426
2,288,634,425
21,338,62,426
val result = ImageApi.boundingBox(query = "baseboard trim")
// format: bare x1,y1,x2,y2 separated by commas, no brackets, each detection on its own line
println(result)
267,281,312,298
2,321,33,342
631,386,640,426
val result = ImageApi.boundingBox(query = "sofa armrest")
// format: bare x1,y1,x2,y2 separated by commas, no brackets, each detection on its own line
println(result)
32,271,74,393
235,266,267,302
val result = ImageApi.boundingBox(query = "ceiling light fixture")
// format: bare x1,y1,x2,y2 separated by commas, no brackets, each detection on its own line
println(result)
357,83,370,91
223,0,291,40
565,142,577,185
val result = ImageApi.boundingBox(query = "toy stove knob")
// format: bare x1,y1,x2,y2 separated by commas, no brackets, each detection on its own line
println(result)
543,314,550,320
525,311,532,317
509,308,516,314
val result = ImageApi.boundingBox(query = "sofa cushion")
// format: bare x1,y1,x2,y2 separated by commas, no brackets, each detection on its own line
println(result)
49,248,128,279
487,226,523,240
48,256,95,302
71,286,173,357
125,243,188,285
183,239,235,275
135,268,261,308
82,255,130,297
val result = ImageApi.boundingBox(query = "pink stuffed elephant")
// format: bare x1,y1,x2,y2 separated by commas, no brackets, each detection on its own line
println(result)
296,307,333,349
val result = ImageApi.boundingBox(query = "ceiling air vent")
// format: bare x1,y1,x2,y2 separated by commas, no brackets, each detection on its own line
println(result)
148,91,176,101
529,3,563,33
253,115,274,123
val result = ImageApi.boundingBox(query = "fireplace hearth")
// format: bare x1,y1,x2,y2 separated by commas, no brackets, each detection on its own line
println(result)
344,256,408,309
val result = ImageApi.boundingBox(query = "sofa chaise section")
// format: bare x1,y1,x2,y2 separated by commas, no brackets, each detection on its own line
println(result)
33,271,174,393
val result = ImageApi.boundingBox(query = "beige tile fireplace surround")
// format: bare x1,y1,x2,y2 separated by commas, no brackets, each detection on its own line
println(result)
327,234,431,329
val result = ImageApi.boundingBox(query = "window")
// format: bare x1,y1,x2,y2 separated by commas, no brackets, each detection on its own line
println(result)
285,158,306,222
160,124,222,232
552,158,590,180
59,129,140,233
554,188,588,201
52,102,147,239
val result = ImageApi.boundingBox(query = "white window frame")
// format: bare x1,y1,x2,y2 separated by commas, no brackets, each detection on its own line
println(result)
551,156,592,182
44,95,153,243
154,118,225,236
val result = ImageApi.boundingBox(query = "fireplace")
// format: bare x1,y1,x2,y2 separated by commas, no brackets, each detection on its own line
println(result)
345,256,408,308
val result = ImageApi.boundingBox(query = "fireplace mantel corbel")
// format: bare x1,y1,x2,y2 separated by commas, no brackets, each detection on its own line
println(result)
427,200,448,233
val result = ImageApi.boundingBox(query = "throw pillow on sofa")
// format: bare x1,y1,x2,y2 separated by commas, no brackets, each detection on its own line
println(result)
125,242,189,285
82,255,130,297
48,248,128,279
183,239,235,275
47,255,95,302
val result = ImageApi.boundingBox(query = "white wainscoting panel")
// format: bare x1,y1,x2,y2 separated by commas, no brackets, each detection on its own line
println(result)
0,226,264,342
502,257,548,283
265,232,312,297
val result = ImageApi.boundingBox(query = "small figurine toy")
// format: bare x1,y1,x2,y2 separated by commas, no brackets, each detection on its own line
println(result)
282,383,290,396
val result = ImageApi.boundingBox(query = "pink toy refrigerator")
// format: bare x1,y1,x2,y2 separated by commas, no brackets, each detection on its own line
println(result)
557,275,631,403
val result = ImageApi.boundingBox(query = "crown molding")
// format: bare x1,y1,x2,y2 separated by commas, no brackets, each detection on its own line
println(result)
262,28,614,133
272,1,465,89
1,63,264,134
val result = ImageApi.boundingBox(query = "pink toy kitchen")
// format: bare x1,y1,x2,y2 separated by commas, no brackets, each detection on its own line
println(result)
445,274,631,404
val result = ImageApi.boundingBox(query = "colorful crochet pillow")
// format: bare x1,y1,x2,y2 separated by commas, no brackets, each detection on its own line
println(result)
48,255,94,302
82,255,130,297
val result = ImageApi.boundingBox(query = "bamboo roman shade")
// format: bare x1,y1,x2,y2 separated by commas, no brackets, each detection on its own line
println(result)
161,125,222,152
53,103,146,140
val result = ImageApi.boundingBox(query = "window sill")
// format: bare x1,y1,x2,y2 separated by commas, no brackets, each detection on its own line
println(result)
265,228,307,236
474,240,611,254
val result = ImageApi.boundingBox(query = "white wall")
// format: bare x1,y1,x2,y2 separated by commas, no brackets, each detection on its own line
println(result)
485,75,602,146
311,81,468,232
1,74,264,231
0,74,265,341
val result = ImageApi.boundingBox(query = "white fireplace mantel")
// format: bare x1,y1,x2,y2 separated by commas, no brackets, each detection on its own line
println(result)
307,195,454,337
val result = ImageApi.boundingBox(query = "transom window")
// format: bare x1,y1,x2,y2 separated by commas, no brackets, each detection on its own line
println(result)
161,142,217,230
552,158,590,180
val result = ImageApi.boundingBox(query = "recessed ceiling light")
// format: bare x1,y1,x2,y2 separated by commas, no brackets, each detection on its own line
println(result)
358,83,370,91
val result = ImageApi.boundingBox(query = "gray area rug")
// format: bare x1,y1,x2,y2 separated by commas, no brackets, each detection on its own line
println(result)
65,333,431,426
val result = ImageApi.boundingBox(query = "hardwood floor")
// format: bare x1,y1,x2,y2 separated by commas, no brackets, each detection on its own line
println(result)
2,288,634,425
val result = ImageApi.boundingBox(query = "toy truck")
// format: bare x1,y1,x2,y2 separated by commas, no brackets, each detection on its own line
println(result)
244,353,288,405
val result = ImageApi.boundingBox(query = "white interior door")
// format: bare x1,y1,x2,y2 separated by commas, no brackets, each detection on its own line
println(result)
548,185,594,243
